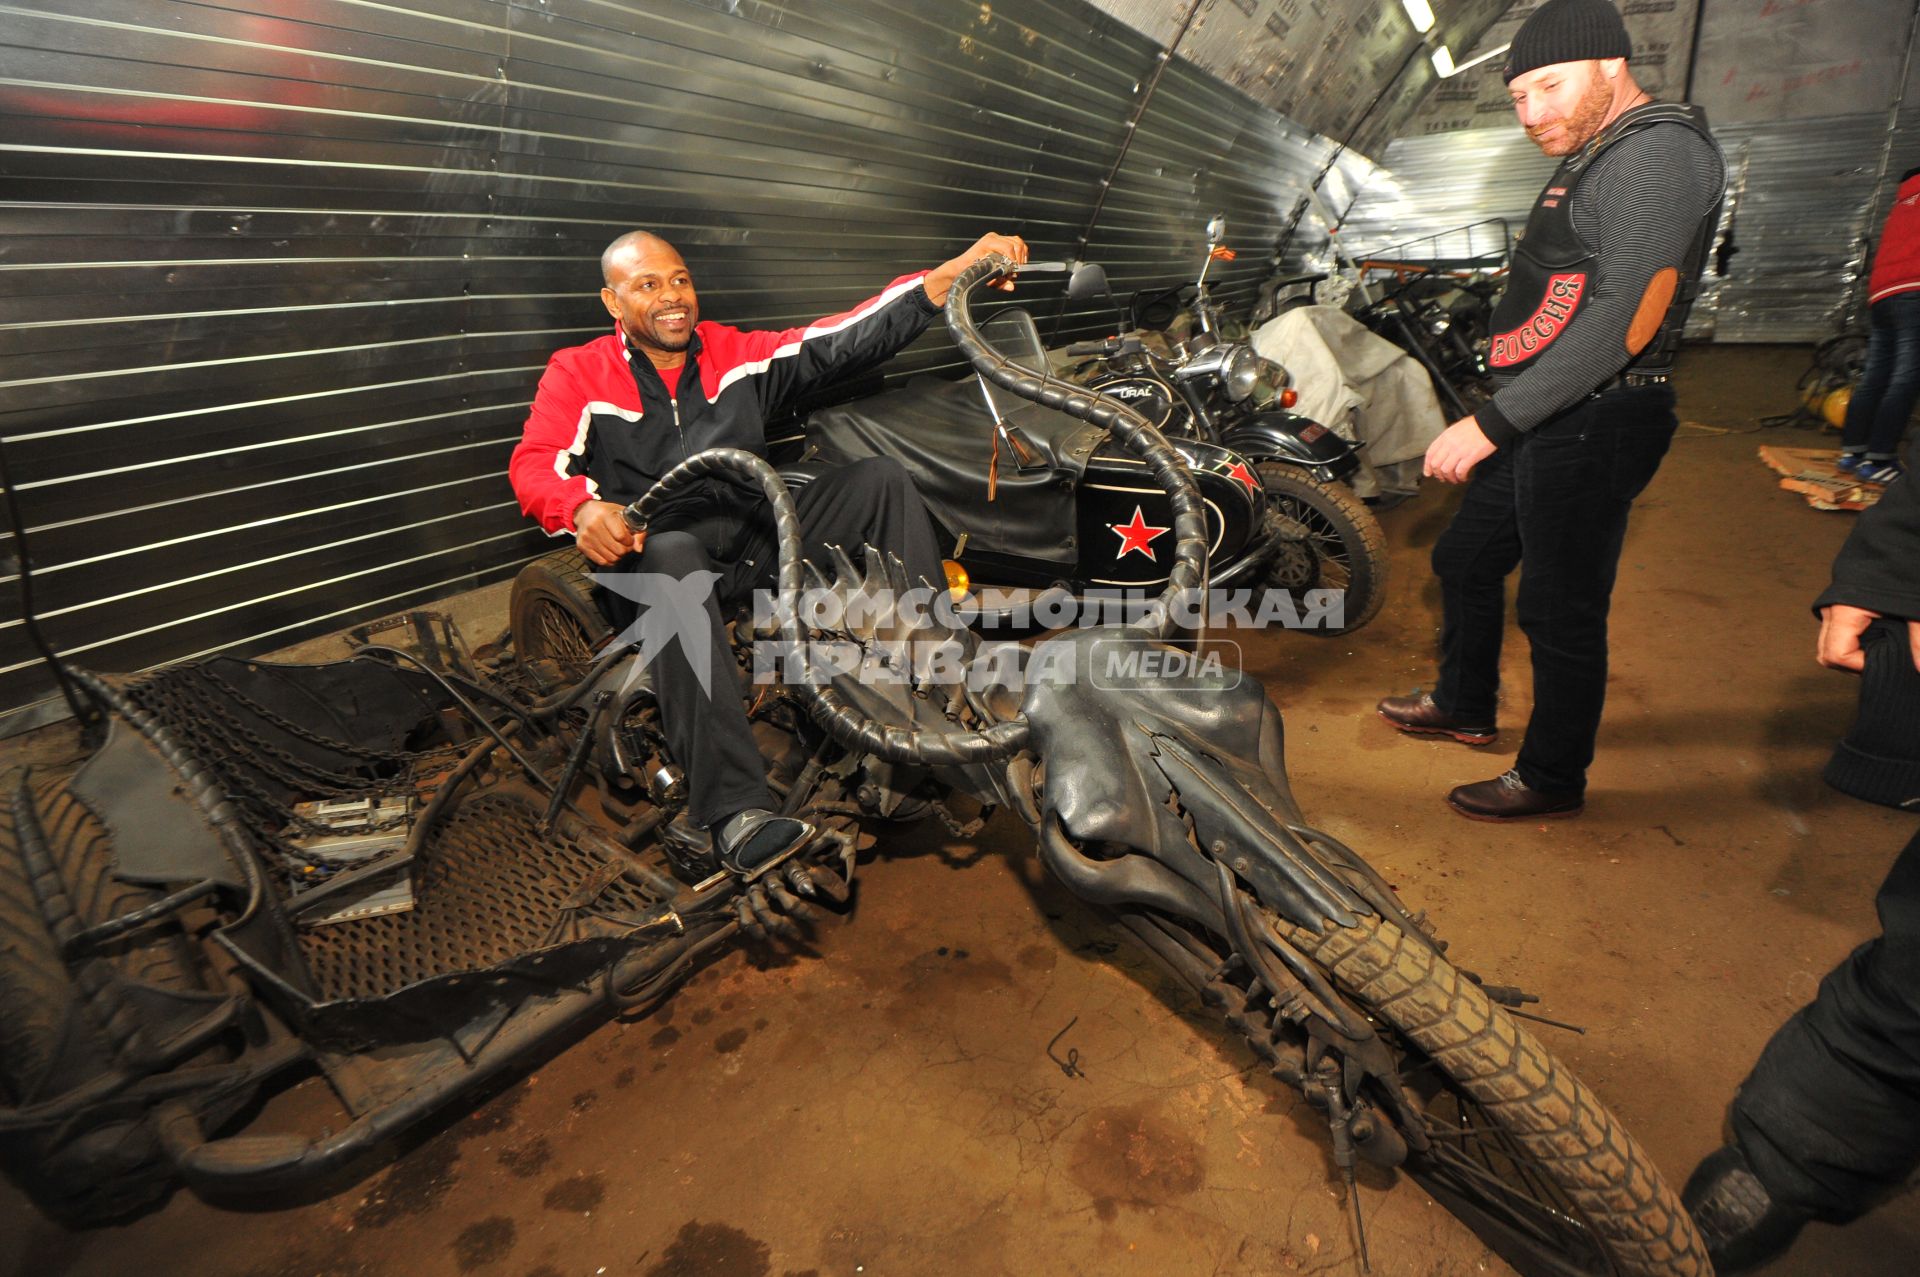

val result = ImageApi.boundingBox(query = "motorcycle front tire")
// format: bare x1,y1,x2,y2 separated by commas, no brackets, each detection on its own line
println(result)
1282,913,1711,1277
1254,463,1388,635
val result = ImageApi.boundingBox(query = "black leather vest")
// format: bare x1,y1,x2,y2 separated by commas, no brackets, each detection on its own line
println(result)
1488,102,1724,378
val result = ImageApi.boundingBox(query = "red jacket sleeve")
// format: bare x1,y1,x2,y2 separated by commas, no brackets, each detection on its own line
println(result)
509,353,597,535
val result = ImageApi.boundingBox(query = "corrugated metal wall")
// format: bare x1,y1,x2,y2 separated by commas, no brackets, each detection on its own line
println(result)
1327,129,1547,265
0,0,1391,731
1705,115,1914,342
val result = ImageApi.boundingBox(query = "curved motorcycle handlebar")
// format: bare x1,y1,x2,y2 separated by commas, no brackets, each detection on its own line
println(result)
946,253,1208,640
621,449,1030,767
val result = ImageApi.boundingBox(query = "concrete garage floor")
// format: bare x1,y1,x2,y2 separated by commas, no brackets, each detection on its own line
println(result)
4,344,1918,1277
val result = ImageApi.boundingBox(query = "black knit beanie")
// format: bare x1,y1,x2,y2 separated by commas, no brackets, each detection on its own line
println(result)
1503,0,1633,83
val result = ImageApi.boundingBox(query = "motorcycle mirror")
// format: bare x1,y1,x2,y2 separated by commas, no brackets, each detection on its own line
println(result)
1205,212,1226,247
1065,261,1111,303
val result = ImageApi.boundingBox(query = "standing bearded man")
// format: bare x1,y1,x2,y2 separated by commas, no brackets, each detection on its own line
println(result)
1376,0,1726,821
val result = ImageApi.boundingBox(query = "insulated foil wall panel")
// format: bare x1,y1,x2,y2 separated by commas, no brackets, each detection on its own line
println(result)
1089,0,1511,156
0,0,1362,729
1706,115,1891,343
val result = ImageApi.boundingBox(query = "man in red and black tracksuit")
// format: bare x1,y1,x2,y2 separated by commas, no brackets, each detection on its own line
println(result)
510,229,1028,871
1375,0,1726,821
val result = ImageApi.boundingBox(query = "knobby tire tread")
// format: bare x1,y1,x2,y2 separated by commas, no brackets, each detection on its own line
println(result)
1287,915,1710,1277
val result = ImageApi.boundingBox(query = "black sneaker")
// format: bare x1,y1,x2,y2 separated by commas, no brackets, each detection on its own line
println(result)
715,808,813,876
1682,1144,1809,1274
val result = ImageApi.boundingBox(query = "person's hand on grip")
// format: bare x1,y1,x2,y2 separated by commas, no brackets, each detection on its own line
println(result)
922,232,1030,306
574,499,646,566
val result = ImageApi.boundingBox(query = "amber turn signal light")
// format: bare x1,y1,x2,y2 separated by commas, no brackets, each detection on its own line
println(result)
942,559,970,601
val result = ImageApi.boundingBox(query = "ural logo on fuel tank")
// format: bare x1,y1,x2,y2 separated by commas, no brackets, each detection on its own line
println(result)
1490,272,1587,367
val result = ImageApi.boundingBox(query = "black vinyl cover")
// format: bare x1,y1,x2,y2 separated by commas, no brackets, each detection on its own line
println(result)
804,375,1106,568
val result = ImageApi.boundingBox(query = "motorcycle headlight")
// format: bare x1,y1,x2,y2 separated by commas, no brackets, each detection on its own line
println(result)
1223,344,1260,403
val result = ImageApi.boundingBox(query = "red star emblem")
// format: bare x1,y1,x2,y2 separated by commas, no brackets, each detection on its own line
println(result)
1109,505,1171,561
1225,460,1259,493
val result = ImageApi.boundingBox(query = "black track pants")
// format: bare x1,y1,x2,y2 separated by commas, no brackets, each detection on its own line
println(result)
591,457,943,829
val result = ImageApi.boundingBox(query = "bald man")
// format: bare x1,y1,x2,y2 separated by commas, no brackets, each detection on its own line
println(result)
510,230,1026,874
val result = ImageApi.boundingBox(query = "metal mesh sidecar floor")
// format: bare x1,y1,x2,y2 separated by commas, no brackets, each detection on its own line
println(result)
297,790,657,1001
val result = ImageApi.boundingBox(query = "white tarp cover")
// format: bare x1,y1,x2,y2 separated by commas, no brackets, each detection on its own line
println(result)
1251,305,1447,501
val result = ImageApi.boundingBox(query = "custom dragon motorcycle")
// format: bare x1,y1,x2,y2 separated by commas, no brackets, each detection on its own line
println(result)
0,257,1708,1276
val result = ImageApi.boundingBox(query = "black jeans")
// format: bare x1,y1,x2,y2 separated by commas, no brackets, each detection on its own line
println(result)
592,456,944,829
1732,823,1920,1221
1430,386,1678,795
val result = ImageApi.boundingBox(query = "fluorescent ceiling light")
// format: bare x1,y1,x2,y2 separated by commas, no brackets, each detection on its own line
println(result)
1402,0,1436,34
1437,42,1513,78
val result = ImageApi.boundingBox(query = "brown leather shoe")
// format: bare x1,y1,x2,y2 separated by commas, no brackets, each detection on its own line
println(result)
1377,693,1496,746
1446,770,1584,822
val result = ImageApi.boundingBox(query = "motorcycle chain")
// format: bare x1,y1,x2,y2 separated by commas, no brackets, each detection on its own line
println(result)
125,667,459,886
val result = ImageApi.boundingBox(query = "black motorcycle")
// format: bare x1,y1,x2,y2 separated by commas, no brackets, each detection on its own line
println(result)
1350,265,1501,420
0,255,1707,1277
1065,220,1389,632
789,263,1385,636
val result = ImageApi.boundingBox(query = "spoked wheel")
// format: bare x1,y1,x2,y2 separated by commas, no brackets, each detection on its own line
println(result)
1255,462,1388,635
1285,916,1709,1276
510,549,615,675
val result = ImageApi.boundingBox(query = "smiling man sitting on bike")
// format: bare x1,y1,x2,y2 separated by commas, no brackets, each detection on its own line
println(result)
509,229,1027,875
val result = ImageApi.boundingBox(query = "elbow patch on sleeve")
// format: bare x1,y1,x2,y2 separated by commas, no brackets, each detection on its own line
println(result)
1627,267,1680,355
